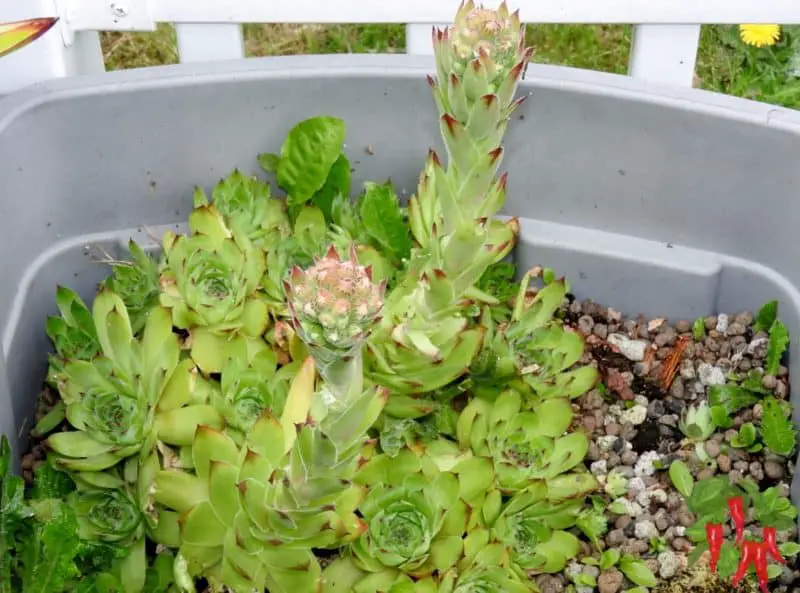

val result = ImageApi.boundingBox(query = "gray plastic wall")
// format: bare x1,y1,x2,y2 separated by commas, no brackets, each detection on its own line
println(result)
0,54,799,493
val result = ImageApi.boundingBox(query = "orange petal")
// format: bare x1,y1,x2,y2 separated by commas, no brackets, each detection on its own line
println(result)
0,17,58,59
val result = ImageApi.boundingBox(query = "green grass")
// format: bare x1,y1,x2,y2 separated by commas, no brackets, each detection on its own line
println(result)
100,23,800,109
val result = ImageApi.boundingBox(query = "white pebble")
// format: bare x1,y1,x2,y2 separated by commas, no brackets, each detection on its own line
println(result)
680,360,696,380
635,451,662,477
634,395,649,407
635,520,659,539
697,363,726,386
650,489,668,504
628,477,646,493
613,497,643,517
658,551,683,578
621,404,648,426
716,314,729,334
648,318,666,332
675,526,686,537
608,404,623,417
607,333,649,361
747,337,768,355
565,562,582,579
590,460,608,476
597,435,618,452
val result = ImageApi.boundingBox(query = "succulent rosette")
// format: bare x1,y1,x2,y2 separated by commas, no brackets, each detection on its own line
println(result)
350,471,464,577
213,348,292,443
486,483,584,575
45,286,101,386
456,389,596,494
159,203,270,373
100,239,162,336
46,291,223,473
194,168,292,247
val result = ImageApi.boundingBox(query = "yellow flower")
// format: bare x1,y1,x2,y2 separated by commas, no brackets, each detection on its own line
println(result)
739,24,781,47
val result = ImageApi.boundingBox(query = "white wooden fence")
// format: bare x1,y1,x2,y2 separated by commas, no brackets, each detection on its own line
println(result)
2,0,800,95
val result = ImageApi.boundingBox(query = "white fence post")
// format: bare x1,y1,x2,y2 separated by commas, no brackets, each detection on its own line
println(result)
405,23,449,56
175,24,245,62
628,24,702,87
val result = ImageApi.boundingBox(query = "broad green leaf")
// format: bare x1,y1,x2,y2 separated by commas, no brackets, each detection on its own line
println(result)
692,318,706,340
619,554,657,587
708,384,759,414
599,549,620,570
312,153,351,223
258,152,281,174
761,396,797,456
766,320,789,376
754,300,778,333
573,573,597,587
688,477,733,520
779,542,800,556
276,116,346,205
608,501,629,515
752,486,798,530
710,405,733,429
668,460,694,498
358,181,412,262
576,509,607,548
716,541,740,580
731,422,757,448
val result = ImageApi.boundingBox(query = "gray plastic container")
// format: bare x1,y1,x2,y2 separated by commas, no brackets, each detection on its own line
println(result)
0,54,799,493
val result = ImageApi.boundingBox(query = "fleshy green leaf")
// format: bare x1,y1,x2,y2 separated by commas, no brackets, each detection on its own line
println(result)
358,181,412,262
276,116,346,205
766,320,789,376
619,554,657,587
761,396,797,456
668,460,694,498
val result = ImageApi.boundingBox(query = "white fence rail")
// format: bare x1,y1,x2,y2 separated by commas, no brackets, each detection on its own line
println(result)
2,0,800,94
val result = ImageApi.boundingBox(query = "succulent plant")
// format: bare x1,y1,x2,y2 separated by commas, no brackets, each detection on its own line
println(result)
679,401,715,442
456,389,597,497
45,291,223,473
45,286,101,387
153,357,388,592
6,3,617,590
159,203,270,374
349,470,466,579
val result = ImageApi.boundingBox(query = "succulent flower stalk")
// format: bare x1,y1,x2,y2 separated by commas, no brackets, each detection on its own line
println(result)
285,244,385,402
408,0,533,242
